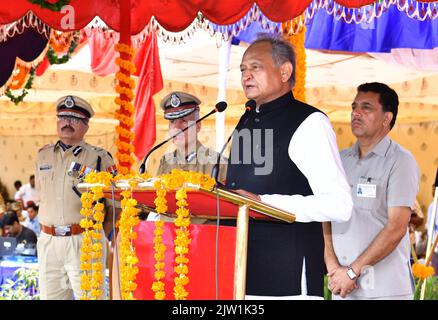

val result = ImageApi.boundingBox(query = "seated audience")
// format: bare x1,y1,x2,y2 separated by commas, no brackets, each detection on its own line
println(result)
23,202,40,237
2,211,37,249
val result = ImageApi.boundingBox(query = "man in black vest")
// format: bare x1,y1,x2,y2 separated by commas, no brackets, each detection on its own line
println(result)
224,34,353,299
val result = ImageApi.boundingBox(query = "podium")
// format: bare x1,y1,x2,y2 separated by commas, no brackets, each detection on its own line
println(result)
105,181,295,300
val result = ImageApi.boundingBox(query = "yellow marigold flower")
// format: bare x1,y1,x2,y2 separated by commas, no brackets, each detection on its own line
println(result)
92,263,103,272
80,208,93,218
155,291,166,300
91,251,103,259
90,289,103,298
154,270,166,280
176,188,187,200
93,223,103,230
154,252,165,261
126,255,139,265
152,281,165,292
174,275,189,286
80,253,92,262
92,243,103,252
174,264,189,275
80,262,92,271
175,256,189,264
93,211,105,222
175,246,189,255
94,203,104,212
155,262,165,270
91,232,103,240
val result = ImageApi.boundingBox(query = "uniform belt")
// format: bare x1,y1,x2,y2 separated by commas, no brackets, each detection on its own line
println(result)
41,224,84,236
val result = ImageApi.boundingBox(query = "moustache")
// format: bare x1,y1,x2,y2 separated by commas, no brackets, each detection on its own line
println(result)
61,125,74,131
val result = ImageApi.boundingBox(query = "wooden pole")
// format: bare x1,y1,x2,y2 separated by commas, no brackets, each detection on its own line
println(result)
234,204,249,300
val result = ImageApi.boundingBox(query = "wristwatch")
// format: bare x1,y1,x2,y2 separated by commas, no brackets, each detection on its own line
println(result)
346,265,358,280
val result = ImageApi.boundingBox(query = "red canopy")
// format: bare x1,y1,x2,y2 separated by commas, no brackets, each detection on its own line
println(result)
0,0,406,34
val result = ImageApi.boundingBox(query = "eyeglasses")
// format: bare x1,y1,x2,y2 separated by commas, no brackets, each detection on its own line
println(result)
57,115,88,125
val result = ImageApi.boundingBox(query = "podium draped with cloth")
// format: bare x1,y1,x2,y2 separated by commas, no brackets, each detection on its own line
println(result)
106,180,295,300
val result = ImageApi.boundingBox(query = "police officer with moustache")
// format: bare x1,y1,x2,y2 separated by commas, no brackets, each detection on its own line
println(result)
156,91,228,181
35,95,117,300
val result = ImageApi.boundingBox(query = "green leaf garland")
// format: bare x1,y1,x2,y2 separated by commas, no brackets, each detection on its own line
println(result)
46,31,80,65
5,67,36,105
28,0,71,12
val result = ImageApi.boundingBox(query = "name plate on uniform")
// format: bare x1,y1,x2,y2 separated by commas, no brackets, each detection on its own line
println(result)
357,183,376,198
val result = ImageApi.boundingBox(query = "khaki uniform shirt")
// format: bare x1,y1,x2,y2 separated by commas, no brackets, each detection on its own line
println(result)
35,140,115,227
332,136,419,298
153,143,228,224
157,143,228,182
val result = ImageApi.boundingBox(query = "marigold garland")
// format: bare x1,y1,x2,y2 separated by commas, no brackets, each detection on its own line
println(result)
79,170,215,300
5,67,36,105
283,16,306,102
79,172,112,300
151,169,216,300
46,31,80,65
8,63,31,90
114,43,136,175
173,187,190,299
151,179,168,300
118,186,140,300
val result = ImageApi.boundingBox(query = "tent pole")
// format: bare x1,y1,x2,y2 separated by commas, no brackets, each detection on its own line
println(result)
216,38,232,152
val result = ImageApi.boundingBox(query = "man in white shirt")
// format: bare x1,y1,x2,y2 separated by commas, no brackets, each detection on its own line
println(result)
224,34,353,299
15,175,39,208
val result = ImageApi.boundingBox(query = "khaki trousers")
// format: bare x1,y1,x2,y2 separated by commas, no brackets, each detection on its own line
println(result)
37,231,107,300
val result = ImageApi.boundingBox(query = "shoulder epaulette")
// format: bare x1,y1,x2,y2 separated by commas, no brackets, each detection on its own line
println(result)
38,144,54,152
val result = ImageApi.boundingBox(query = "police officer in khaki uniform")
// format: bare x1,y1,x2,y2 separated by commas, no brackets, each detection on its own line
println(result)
156,91,228,180
36,95,116,300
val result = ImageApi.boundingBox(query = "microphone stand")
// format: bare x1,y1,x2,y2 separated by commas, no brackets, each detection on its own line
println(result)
211,100,256,183
139,105,226,174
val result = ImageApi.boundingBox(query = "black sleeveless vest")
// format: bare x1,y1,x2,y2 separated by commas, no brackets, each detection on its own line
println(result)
224,91,325,296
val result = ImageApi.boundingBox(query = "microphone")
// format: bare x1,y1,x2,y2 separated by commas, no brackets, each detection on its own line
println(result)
211,100,256,183
139,101,227,174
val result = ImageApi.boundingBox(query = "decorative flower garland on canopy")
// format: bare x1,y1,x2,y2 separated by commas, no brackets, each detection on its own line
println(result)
4,66,36,105
114,43,136,175
47,30,80,65
284,16,307,102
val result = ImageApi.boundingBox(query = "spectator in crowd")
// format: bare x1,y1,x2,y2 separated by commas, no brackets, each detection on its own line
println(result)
13,180,22,200
23,202,40,237
0,204,5,237
15,174,39,208
0,178,9,204
2,210,37,248
10,201,28,222
409,199,424,259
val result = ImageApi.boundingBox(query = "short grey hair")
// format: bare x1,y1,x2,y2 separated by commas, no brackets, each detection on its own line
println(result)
249,33,296,88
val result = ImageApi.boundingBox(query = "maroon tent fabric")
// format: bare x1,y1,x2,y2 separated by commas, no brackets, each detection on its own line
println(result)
0,0,402,34
0,27,48,87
